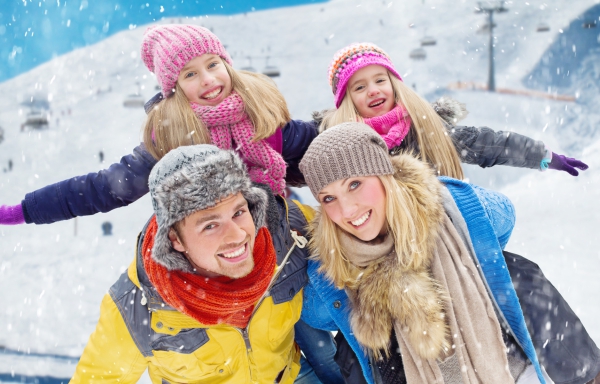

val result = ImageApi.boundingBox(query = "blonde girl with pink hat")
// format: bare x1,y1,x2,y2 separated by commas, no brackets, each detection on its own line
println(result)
0,24,319,226
319,42,588,180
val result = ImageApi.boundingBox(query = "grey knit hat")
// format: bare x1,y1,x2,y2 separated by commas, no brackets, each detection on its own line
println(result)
299,122,394,199
149,144,268,272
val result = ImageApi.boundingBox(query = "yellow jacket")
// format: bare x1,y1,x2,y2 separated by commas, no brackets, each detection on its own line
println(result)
71,198,312,383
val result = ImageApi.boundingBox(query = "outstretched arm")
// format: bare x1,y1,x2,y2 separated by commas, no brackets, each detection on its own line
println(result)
449,126,587,176
5,144,157,225
450,125,545,169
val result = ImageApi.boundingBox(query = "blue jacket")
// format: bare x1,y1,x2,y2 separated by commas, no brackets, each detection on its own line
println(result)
301,178,546,384
21,119,318,224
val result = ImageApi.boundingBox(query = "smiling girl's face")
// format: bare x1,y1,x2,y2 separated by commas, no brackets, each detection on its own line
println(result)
347,64,395,119
177,53,233,107
318,175,388,241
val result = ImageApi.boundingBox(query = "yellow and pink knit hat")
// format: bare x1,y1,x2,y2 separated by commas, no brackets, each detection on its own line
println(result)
141,24,233,97
328,43,402,108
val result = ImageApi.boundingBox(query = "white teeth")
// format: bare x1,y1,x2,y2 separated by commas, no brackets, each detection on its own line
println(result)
351,211,370,226
221,246,245,258
203,88,221,99
369,100,384,107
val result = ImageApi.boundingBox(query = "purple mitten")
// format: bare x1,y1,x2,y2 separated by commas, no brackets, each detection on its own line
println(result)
0,204,25,225
548,152,589,176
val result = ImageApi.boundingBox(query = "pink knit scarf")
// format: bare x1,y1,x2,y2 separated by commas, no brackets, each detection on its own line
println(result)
363,104,411,149
191,92,286,195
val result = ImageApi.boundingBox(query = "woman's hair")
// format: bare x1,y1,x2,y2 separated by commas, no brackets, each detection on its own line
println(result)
143,60,291,160
308,170,441,289
319,70,464,179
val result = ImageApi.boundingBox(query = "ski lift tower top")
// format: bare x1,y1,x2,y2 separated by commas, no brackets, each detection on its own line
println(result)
475,1,508,92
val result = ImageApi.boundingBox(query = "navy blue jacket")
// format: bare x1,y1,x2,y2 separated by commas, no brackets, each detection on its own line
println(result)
21,119,317,224
20,119,544,224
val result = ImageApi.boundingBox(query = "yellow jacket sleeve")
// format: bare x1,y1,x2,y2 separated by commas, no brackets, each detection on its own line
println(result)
291,200,316,223
70,293,148,383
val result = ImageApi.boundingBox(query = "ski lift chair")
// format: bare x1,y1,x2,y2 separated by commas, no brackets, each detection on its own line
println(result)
409,48,427,60
262,57,280,77
123,94,145,108
536,22,550,32
123,81,146,108
241,56,257,73
262,66,280,77
582,20,597,28
23,110,49,130
420,36,437,46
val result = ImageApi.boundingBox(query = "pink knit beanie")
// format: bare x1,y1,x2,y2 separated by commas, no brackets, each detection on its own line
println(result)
328,43,402,108
141,24,233,97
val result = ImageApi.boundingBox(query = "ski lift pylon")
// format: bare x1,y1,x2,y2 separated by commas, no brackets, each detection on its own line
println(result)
476,22,497,34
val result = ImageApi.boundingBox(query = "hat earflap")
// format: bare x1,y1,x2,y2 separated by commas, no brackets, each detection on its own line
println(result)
242,186,268,234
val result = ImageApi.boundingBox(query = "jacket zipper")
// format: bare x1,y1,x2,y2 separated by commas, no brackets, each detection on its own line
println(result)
236,225,307,381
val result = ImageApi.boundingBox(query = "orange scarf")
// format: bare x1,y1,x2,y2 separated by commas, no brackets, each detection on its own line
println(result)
142,216,276,328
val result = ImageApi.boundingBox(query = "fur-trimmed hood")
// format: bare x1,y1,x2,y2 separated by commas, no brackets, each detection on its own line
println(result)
344,153,451,360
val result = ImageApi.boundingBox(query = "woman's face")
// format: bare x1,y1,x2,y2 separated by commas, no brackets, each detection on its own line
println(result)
347,65,395,118
318,176,388,241
177,54,232,106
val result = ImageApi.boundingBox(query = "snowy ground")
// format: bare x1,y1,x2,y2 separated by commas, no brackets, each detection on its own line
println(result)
0,0,598,381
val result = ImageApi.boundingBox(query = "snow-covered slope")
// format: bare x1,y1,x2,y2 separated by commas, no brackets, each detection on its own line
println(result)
1,0,599,380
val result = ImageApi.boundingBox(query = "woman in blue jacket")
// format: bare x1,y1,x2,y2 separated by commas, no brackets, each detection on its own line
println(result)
298,122,600,384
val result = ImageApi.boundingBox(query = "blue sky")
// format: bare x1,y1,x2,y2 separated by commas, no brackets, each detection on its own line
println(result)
0,0,326,83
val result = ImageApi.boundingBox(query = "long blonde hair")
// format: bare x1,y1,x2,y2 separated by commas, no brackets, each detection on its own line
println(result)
308,157,444,289
143,60,291,160
319,70,464,179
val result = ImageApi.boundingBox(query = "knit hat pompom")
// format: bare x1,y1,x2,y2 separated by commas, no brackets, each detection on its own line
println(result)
328,42,402,108
299,122,394,199
149,144,267,272
141,24,233,98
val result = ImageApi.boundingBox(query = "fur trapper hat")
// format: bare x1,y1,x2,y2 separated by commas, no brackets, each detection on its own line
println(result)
148,144,268,272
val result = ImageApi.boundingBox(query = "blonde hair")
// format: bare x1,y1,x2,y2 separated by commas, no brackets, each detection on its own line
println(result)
143,60,291,160
319,70,464,179
308,170,442,289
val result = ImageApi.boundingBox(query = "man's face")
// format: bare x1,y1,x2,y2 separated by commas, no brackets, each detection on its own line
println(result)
169,192,256,279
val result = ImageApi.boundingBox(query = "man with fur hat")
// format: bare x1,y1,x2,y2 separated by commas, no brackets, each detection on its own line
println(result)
71,144,313,383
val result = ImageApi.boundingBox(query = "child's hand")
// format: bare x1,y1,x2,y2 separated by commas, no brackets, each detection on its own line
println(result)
548,153,589,176
0,204,25,225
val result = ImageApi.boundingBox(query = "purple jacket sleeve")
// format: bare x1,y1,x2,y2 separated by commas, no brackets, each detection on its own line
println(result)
21,144,157,224
281,119,318,187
